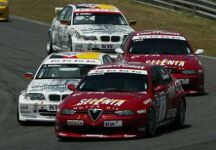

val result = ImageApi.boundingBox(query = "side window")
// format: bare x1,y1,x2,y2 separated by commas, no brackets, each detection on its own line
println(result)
64,7,73,21
151,67,162,87
103,55,113,64
156,66,172,84
120,33,131,50
57,7,69,21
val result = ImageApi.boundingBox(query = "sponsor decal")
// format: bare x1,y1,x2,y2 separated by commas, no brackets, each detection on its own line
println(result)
32,84,67,92
102,44,113,49
137,109,146,114
88,69,147,75
136,31,180,36
76,97,127,106
145,59,185,67
143,98,152,105
49,105,58,111
44,58,101,65
133,35,186,41
96,64,145,70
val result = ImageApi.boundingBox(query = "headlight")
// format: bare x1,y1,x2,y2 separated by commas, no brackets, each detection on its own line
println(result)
0,2,6,6
182,70,198,75
25,93,45,100
115,110,134,116
61,109,76,115
83,35,97,41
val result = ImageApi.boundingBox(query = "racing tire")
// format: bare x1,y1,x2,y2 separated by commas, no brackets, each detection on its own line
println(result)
173,98,186,128
47,33,54,55
68,36,73,51
17,106,27,126
146,108,156,137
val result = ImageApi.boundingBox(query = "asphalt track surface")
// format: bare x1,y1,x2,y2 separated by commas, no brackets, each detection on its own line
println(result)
0,17,216,150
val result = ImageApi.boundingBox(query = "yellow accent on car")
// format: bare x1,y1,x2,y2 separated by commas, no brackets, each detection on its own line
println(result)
0,0,9,21
76,52,101,59
97,4,118,11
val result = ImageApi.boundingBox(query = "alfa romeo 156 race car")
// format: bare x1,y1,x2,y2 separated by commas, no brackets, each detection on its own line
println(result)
116,30,204,94
17,52,113,124
55,62,186,139
47,4,135,57
0,0,9,21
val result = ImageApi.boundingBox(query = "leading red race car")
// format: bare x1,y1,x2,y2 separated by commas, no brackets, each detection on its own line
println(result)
116,30,204,95
55,62,186,139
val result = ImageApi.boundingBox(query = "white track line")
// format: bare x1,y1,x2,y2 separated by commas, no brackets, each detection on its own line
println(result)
11,15,216,60
11,15,49,26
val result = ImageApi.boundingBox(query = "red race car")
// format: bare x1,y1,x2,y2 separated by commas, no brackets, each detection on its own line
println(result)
55,62,186,139
116,30,204,95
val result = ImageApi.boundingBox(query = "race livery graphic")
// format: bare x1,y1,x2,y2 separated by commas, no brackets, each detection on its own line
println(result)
116,30,204,94
17,52,112,123
55,62,186,139
47,4,135,57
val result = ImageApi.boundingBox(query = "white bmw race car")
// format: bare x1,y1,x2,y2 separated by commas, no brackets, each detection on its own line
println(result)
17,52,113,124
47,4,135,56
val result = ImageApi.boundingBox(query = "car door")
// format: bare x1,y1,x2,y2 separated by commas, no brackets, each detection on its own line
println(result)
55,7,70,49
151,66,171,122
59,6,73,49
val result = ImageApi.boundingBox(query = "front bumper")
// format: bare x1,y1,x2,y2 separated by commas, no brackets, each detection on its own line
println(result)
55,113,147,139
172,72,204,95
18,96,59,122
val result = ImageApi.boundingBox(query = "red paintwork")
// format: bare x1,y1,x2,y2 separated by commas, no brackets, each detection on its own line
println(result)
55,62,185,139
119,30,204,94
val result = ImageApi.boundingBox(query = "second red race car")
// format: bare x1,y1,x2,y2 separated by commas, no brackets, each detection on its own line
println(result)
55,62,186,139
116,30,204,95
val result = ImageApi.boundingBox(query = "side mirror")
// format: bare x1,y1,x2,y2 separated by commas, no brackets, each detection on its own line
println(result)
67,84,76,91
60,20,70,25
195,49,204,55
153,85,166,93
115,48,124,54
24,72,34,80
55,7,63,13
129,20,136,26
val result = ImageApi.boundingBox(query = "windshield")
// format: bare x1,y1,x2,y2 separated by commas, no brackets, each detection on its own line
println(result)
129,39,192,55
36,64,96,79
77,73,148,92
73,12,127,25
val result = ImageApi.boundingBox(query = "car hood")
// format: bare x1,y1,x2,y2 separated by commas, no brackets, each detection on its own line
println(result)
71,24,134,35
128,54,202,69
27,79,80,93
61,91,151,111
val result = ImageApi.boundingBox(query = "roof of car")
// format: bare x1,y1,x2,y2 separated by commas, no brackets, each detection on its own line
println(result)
95,62,154,70
88,62,153,75
43,52,104,65
74,4,120,13
49,52,103,59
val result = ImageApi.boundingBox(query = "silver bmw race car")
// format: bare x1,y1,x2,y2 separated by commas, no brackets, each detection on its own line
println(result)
17,52,113,124
47,4,135,57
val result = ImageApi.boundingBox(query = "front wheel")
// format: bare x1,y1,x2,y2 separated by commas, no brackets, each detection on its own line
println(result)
146,108,156,137
47,34,54,55
173,99,186,128
68,36,73,51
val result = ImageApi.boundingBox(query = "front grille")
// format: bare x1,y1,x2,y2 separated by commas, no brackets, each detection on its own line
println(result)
101,36,110,42
39,109,56,116
111,36,120,42
49,94,60,102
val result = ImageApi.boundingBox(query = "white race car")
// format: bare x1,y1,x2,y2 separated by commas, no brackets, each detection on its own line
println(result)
47,4,135,57
17,52,113,124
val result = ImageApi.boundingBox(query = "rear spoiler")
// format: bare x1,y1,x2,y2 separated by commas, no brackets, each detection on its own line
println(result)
55,7,63,13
